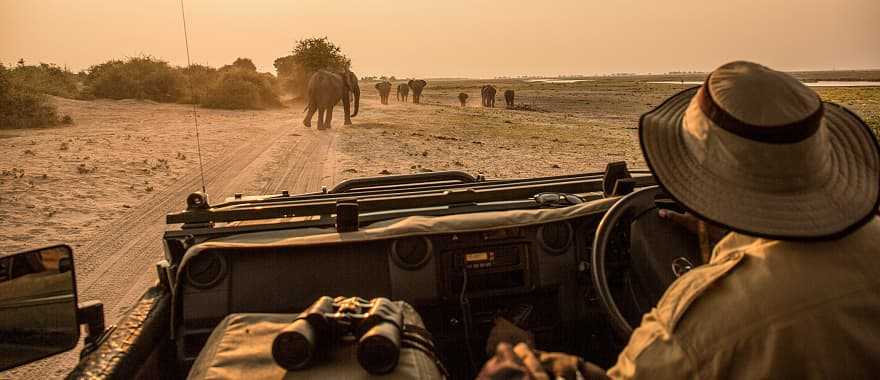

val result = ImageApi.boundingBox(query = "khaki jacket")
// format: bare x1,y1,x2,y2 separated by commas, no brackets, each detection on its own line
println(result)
608,216,880,379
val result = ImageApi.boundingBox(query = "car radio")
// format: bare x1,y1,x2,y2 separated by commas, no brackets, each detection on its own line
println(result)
453,245,523,271
446,244,530,296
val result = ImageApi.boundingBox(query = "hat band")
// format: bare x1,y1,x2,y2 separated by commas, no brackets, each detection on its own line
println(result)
696,80,824,144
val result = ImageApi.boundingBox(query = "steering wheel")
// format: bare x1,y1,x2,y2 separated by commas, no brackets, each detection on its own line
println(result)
591,186,702,337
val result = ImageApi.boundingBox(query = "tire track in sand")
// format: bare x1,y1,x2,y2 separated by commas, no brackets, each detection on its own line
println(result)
79,125,339,323
75,124,287,314
110,129,339,314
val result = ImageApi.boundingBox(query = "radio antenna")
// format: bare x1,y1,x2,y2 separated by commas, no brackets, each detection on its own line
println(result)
179,0,207,194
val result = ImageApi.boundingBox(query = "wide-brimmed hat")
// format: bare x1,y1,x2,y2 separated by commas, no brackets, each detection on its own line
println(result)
640,61,879,240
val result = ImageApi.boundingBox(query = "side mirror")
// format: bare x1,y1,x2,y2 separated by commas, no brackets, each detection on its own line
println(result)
0,245,104,371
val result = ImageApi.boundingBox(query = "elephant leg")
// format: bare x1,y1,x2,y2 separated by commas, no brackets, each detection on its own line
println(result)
303,103,317,128
317,108,325,130
324,106,334,128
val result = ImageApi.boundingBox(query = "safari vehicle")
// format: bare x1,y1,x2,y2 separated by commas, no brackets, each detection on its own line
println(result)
1,163,706,379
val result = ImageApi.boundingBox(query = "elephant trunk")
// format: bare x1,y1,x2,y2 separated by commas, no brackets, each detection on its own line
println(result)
351,84,360,117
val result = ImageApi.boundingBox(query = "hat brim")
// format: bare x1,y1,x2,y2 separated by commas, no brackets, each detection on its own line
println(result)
640,87,880,240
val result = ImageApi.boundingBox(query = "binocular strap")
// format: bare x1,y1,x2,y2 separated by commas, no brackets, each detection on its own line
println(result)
401,324,449,379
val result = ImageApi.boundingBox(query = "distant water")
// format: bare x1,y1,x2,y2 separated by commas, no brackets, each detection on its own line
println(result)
526,79,594,84
647,80,880,87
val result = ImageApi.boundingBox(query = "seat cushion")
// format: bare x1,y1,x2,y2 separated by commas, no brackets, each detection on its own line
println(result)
188,303,443,380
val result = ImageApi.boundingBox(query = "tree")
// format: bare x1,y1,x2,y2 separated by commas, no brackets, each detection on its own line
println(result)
231,57,257,71
274,37,350,97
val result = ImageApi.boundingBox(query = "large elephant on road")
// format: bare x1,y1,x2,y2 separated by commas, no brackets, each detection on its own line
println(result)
303,70,360,129
375,81,392,105
504,89,514,108
408,79,427,104
481,85,496,107
397,83,409,102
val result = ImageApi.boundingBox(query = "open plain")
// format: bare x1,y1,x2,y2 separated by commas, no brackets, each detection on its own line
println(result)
1,74,878,377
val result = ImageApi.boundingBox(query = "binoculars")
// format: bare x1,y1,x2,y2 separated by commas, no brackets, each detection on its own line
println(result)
271,296,405,375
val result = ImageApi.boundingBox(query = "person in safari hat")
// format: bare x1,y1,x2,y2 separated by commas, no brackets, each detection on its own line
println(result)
477,61,880,379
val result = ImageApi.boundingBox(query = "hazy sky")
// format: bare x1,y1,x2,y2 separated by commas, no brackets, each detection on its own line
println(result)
2,0,878,78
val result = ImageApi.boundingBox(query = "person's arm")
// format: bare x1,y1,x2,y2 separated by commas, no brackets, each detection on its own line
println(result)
659,209,729,262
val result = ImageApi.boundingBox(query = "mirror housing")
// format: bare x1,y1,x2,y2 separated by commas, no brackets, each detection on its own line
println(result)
0,245,106,371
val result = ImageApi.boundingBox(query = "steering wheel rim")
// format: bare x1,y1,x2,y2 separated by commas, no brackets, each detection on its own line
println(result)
590,186,664,337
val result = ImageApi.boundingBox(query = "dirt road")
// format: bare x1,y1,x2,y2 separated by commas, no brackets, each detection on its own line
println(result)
1,98,340,378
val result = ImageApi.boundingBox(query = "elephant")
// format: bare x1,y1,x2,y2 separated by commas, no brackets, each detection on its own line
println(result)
504,89,515,108
408,79,427,104
375,81,392,105
481,85,496,107
397,83,409,102
458,92,468,107
303,69,360,129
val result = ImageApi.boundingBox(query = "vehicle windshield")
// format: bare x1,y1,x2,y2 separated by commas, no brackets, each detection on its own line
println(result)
1,1,878,377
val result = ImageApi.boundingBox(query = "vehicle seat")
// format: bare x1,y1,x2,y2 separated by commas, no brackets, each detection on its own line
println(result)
187,301,444,379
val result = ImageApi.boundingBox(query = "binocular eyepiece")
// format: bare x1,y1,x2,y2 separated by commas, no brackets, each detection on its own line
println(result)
271,296,405,375
271,296,335,370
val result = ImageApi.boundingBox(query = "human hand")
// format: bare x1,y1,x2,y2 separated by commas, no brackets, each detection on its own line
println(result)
476,342,596,380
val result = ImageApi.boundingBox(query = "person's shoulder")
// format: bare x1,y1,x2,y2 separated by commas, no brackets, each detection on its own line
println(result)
777,215,880,252
671,216,880,355
649,235,751,333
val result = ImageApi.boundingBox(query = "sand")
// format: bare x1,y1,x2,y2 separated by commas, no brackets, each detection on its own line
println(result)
0,77,877,378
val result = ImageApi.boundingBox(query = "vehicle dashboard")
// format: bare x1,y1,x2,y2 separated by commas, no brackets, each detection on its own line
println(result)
173,202,631,374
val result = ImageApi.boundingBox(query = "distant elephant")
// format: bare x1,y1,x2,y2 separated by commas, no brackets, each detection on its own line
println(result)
375,81,392,105
481,85,496,107
504,89,514,108
458,92,468,107
303,69,360,129
408,79,427,104
397,83,409,102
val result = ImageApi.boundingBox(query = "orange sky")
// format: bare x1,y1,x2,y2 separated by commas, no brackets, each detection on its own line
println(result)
2,0,878,78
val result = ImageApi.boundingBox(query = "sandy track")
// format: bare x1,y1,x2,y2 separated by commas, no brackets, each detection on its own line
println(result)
1,99,343,378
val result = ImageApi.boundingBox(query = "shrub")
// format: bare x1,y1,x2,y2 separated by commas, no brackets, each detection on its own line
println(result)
176,64,217,104
7,62,81,98
84,56,183,102
202,68,281,110
0,64,72,129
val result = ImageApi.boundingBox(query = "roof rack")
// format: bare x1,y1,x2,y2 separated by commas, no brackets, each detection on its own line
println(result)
165,162,653,228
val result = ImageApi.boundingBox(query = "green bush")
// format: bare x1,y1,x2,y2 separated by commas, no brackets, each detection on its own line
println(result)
0,64,72,129
202,68,281,110
84,56,182,102
7,62,81,98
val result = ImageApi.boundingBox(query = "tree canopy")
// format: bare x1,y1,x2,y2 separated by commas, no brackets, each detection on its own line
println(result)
274,37,351,96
